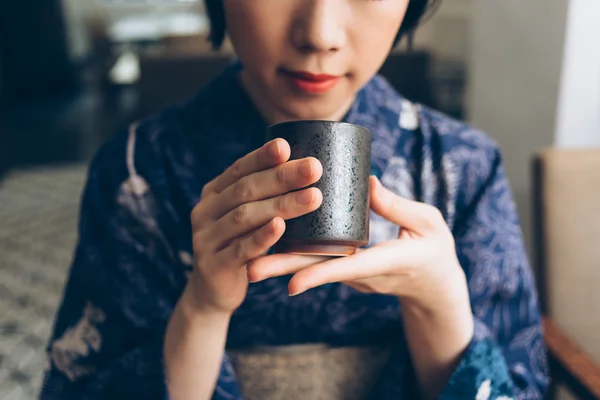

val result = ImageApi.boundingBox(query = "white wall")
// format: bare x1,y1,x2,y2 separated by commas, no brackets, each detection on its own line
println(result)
468,0,570,254
554,0,600,148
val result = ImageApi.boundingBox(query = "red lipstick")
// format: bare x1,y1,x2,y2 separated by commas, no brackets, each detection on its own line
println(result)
283,70,340,94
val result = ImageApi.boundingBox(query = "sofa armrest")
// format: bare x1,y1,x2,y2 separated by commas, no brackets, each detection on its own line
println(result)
543,317,600,399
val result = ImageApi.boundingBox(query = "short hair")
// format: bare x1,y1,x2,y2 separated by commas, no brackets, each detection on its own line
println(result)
205,0,440,50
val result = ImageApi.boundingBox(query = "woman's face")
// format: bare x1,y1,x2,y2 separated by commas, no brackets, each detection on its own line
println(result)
223,0,410,123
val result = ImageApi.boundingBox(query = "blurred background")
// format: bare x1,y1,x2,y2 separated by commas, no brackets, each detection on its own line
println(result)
0,0,599,399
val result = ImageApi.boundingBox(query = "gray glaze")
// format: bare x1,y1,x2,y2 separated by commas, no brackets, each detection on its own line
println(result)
267,121,371,247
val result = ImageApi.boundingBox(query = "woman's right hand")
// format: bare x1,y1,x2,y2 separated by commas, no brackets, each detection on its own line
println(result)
186,138,323,315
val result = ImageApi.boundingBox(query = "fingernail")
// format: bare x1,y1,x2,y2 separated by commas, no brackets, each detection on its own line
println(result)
289,289,305,297
297,160,313,178
269,140,281,157
296,189,314,205
248,276,265,283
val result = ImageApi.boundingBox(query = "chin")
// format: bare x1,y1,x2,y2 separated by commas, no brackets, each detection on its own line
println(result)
277,105,336,122
277,95,353,122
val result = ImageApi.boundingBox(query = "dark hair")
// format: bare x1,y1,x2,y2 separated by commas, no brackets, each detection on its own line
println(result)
205,0,439,50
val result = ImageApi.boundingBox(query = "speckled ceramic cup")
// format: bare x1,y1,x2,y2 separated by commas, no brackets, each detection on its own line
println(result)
266,121,371,257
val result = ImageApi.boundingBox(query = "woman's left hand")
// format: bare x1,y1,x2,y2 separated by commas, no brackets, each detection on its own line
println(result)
246,176,470,314
248,176,475,398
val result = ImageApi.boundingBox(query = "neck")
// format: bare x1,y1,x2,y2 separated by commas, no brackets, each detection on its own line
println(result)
239,70,355,124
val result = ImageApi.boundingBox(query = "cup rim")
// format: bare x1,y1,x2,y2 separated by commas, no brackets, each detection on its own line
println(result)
267,120,371,136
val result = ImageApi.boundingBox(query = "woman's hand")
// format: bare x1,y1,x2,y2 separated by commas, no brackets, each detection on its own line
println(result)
247,176,467,309
167,138,323,400
247,175,474,399
187,138,323,315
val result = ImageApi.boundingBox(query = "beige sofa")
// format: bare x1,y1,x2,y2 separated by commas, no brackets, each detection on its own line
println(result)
534,148,600,399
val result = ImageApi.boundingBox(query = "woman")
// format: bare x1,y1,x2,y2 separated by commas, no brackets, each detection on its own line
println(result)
41,0,548,399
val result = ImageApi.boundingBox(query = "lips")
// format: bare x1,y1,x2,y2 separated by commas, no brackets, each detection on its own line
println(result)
282,70,341,94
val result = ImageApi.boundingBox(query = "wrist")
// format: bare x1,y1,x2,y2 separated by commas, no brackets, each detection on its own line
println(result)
179,280,234,323
401,266,473,334
402,298,474,339
399,268,474,400
164,282,232,400
166,283,231,360
403,264,470,313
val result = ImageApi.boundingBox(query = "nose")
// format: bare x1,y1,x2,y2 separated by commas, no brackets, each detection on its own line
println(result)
291,0,346,54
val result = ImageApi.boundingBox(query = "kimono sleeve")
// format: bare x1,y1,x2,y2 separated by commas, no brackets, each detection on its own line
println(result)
438,148,549,400
39,132,243,400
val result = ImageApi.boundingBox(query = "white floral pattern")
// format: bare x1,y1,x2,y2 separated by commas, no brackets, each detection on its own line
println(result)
49,302,105,381
476,380,492,400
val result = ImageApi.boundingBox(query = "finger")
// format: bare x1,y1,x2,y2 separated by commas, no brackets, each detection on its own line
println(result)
214,157,322,219
208,138,291,195
246,253,329,283
211,187,322,250
288,242,417,296
370,176,444,235
213,217,286,269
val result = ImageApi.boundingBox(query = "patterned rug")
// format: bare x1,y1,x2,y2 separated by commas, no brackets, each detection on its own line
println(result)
0,164,87,400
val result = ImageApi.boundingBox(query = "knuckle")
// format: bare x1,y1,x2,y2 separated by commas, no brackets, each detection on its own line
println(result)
234,177,253,200
201,181,214,198
191,202,209,227
190,206,200,224
230,160,243,180
275,195,288,214
232,240,246,260
276,164,288,186
233,204,249,224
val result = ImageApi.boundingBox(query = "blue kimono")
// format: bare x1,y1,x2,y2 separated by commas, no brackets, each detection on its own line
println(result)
40,63,549,399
